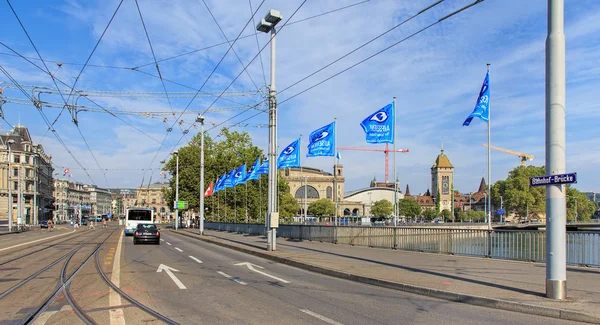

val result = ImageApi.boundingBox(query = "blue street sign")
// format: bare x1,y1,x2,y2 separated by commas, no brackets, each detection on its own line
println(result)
498,209,505,215
530,172,577,187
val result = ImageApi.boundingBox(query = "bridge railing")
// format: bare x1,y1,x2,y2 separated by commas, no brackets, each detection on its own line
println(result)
204,222,599,267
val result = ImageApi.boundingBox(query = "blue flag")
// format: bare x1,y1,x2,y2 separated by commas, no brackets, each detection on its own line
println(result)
233,164,247,186
216,173,227,192
213,175,222,193
278,138,301,169
336,151,341,160
257,157,269,174
360,102,394,144
307,121,336,157
463,70,490,126
244,158,261,182
222,169,236,189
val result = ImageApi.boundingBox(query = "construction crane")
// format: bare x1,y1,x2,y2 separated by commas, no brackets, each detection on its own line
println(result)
337,144,409,184
482,144,534,166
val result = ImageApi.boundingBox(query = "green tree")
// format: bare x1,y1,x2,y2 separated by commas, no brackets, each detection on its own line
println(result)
456,210,467,222
422,208,438,220
566,187,595,221
398,198,421,218
491,166,546,220
308,199,336,217
279,192,300,222
436,190,441,212
371,199,393,217
466,209,485,222
440,209,452,220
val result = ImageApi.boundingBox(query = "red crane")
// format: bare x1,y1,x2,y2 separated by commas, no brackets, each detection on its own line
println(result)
337,144,409,184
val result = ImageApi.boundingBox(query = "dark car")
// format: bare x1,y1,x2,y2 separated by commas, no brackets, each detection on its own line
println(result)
133,223,160,245
40,220,48,229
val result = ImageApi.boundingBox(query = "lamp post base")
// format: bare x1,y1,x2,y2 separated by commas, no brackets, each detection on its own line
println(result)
546,279,567,300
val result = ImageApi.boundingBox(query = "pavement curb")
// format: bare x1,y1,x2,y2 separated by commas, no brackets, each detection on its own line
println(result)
172,230,599,324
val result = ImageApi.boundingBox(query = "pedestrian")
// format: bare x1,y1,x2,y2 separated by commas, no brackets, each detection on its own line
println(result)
74,219,80,230
89,219,95,230
47,219,53,232
102,218,107,229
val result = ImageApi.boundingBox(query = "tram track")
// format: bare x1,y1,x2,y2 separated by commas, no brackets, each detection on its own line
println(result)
0,231,86,267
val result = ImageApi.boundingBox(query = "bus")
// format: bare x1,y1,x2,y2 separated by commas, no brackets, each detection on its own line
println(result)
124,208,154,236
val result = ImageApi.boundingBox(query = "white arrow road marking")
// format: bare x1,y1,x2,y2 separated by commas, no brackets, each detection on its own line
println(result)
300,309,345,325
217,271,247,285
157,264,187,289
175,247,183,252
166,242,172,245
160,239,164,242
189,256,203,264
234,262,290,284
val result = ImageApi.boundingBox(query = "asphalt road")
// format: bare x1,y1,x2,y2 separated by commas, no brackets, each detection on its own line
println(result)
118,230,583,325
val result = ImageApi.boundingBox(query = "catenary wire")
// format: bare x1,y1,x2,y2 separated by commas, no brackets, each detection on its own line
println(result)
249,0,268,88
206,0,486,133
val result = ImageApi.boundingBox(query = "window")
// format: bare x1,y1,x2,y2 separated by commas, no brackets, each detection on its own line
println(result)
13,168,18,177
295,185,319,199
13,155,20,163
152,199,156,204
326,187,333,199
23,156,29,164
13,182,18,191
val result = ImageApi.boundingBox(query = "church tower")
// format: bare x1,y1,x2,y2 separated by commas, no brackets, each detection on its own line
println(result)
431,147,454,212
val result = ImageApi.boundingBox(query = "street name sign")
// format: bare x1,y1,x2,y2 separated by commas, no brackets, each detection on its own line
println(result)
530,173,577,187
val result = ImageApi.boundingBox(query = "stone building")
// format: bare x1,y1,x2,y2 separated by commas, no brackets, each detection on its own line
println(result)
343,186,404,216
110,189,137,216
84,185,112,216
431,148,454,212
0,125,54,225
281,165,345,216
135,183,170,219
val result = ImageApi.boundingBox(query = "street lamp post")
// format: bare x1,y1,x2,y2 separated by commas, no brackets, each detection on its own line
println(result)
257,9,283,251
173,151,179,231
197,114,205,235
574,198,577,223
500,195,503,223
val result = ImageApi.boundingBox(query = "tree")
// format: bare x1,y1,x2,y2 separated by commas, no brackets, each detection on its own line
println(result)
398,198,421,218
456,210,467,222
308,199,336,217
440,209,452,220
422,208,438,220
279,192,300,222
371,199,393,217
566,186,596,221
466,209,485,222
491,166,546,220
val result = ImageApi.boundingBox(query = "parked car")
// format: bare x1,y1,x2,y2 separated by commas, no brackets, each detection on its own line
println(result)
40,220,49,229
133,223,160,245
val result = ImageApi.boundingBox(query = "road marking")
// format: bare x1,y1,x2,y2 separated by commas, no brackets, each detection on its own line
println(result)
234,262,290,284
160,239,164,242
166,242,172,245
189,256,203,264
33,305,72,325
110,232,126,325
217,271,247,285
174,247,183,252
0,230,76,252
157,264,187,289
300,309,344,325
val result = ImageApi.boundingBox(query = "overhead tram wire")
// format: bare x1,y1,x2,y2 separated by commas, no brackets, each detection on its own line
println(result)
159,0,310,164
206,0,487,133
138,0,267,185
0,64,97,185
0,42,166,148
249,0,268,87
202,0,262,92
6,0,109,186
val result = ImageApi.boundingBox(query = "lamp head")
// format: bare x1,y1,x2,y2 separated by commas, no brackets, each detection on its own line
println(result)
264,9,282,25
256,18,273,33
196,114,204,123
173,151,178,156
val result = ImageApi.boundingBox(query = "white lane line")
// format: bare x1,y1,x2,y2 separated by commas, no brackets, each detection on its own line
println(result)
217,271,247,285
33,305,72,325
189,256,203,264
160,239,164,242
174,247,183,252
0,230,76,252
300,309,344,325
166,242,172,245
110,231,126,325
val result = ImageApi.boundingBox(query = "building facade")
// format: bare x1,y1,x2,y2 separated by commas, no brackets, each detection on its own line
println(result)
431,148,454,213
281,165,346,216
135,183,170,219
84,185,112,216
1,126,54,225
110,189,137,216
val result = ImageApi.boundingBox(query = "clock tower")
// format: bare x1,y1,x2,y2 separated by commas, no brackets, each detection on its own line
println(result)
431,147,454,213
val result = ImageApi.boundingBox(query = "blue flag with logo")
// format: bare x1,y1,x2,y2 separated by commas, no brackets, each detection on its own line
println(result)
216,173,227,192
257,157,269,174
307,121,335,157
245,158,261,182
277,138,301,169
213,175,222,193
463,70,490,126
233,164,247,186
222,169,235,189
360,102,394,144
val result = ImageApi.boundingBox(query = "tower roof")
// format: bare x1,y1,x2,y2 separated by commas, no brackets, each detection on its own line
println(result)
405,184,410,196
432,149,453,168
478,177,487,193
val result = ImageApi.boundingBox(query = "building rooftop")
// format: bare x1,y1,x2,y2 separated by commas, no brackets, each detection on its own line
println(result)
432,148,453,168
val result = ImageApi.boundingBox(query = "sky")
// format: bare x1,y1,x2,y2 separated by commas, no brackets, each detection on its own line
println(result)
1,0,598,195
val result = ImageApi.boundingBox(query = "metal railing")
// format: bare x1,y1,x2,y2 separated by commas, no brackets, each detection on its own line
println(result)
204,222,600,267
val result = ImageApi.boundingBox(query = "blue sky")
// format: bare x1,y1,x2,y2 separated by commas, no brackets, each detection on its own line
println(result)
1,0,598,195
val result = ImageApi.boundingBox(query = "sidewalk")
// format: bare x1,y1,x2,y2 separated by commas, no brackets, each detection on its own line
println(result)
174,228,600,324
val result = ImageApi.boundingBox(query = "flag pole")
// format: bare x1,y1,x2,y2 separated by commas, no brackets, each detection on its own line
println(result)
487,63,491,229
245,182,248,224
393,97,398,227
333,118,338,226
